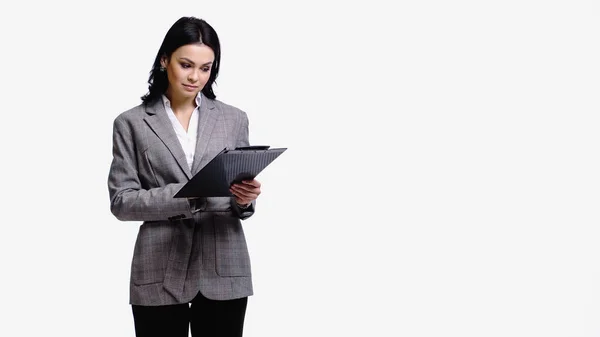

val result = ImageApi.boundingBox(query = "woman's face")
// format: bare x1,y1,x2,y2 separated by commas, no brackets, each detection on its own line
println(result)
161,43,215,101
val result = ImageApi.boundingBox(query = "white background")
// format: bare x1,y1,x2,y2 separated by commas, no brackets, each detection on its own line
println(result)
0,1,598,336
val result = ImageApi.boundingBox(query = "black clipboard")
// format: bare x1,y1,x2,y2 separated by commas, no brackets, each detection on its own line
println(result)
173,146,287,198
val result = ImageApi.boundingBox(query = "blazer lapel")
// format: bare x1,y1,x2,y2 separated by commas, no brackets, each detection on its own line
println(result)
191,94,219,174
144,98,193,180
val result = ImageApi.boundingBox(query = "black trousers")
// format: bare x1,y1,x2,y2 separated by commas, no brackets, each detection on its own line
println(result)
131,291,248,337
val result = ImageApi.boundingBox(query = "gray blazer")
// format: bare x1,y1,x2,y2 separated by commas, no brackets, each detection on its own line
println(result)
108,93,255,306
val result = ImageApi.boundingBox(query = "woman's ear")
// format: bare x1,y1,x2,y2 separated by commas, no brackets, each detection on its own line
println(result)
160,55,168,69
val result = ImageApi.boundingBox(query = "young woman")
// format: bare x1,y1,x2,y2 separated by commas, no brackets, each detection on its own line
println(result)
108,16,261,337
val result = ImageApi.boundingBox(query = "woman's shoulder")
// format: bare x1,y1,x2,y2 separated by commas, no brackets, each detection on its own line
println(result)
113,101,150,124
210,98,248,119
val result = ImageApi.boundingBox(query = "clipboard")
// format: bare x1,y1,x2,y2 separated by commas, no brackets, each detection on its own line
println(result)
173,146,287,198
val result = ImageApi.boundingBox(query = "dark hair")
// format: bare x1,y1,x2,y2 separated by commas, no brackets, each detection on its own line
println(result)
141,17,221,104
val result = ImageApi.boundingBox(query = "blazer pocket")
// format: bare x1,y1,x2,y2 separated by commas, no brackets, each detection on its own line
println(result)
131,223,174,285
213,214,252,277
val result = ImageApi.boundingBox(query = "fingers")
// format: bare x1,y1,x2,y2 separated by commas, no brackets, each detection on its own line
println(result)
230,184,259,199
231,180,261,193
230,179,261,205
232,183,259,194
231,190,252,205
241,179,261,188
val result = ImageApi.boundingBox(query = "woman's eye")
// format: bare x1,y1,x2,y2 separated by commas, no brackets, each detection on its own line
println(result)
202,68,211,72
181,64,191,68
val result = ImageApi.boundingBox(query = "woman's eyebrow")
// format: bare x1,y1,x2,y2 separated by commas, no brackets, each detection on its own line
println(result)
178,57,213,66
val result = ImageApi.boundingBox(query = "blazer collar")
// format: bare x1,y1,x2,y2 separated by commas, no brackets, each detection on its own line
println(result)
143,93,219,180
191,95,219,175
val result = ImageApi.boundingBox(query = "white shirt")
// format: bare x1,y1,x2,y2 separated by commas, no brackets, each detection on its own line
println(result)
162,93,201,170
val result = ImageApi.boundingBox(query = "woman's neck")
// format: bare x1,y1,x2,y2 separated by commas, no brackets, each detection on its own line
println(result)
165,90,197,112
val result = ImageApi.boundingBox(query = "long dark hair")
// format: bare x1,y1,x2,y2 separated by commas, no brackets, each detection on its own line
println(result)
141,17,221,104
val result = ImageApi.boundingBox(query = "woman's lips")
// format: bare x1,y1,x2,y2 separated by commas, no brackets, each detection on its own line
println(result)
183,84,198,91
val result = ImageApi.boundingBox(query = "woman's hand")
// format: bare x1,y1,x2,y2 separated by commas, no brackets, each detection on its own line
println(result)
230,179,261,206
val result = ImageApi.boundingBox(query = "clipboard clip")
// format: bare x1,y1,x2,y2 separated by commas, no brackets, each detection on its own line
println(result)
233,145,271,150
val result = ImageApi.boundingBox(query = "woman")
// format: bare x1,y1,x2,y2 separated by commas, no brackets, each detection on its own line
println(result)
108,17,261,337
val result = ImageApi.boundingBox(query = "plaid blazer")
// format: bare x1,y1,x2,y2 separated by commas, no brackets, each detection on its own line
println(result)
108,93,255,306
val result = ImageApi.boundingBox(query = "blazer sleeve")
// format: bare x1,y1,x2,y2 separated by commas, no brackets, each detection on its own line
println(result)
230,111,257,220
108,117,201,222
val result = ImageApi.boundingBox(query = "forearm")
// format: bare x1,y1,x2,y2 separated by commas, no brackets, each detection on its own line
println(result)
110,183,200,222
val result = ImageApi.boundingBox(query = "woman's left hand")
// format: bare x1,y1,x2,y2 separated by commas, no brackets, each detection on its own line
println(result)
230,179,261,206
